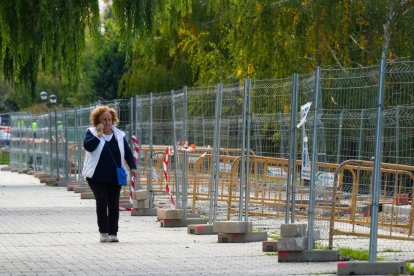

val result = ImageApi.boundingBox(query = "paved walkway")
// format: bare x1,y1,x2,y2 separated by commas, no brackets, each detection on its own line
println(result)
0,167,337,275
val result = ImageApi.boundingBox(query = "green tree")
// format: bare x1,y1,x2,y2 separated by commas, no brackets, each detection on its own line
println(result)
0,0,100,101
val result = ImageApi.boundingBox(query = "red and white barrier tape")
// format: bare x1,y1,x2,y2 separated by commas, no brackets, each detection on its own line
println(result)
130,135,140,204
163,146,176,208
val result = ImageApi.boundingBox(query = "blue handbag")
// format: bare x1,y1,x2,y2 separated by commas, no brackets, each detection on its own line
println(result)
106,142,128,186
116,167,127,186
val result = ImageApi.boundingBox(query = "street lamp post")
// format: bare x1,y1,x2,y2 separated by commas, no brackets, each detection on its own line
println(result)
40,91,59,180
50,94,59,180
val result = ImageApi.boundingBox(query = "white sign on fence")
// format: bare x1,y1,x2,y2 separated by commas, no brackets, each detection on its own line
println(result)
266,166,287,179
301,136,311,180
297,102,312,129
316,171,335,187
188,156,198,164
219,162,232,172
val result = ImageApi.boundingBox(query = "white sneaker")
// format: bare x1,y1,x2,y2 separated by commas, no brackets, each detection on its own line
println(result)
100,233,108,243
108,235,119,242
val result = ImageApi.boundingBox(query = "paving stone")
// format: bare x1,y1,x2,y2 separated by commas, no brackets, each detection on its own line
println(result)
0,165,340,275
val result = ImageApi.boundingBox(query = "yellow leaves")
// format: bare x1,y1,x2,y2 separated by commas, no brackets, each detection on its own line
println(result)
236,67,243,77
283,104,290,114
178,26,186,36
356,18,367,26
293,14,300,26
247,64,255,75
255,3,263,15
236,64,255,78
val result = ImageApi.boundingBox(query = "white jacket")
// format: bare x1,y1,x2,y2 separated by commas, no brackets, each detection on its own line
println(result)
82,126,128,179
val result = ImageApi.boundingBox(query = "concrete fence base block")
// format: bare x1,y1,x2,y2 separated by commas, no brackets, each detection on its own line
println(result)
18,169,29,174
73,186,90,193
277,237,308,251
186,213,201,218
213,221,253,234
131,208,157,216
157,208,184,220
42,178,57,186
133,190,149,201
133,199,149,209
278,250,339,262
262,240,278,252
337,261,406,275
160,218,208,228
56,180,68,187
34,172,49,178
66,183,79,191
80,191,95,199
187,224,215,235
218,232,268,243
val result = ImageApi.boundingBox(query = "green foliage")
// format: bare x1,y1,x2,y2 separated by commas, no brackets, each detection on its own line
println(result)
70,5,127,105
2,0,414,109
117,0,414,96
0,0,101,99
406,263,414,274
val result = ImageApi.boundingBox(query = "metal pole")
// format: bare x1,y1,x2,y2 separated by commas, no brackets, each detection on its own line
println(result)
395,106,400,164
279,113,285,156
74,107,79,182
286,73,299,223
291,80,299,223
369,58,386,263
148,93,154,208
54,106,59,180
239,79,248,221
209,84,222,223
171,90,180,209
244,79,252,222
49,108,53,176
336,111,344,164
182,86,189,216
64,106,68,182
214,84,223,221
307,67,321,250
357,110,365,159
77,107,84,187
32,115,36,171
133,95,141,190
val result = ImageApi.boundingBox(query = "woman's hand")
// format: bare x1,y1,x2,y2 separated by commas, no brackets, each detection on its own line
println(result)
96,123,103,138
131,169,138,179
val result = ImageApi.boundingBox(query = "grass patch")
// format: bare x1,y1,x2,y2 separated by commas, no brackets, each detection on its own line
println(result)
406,263,414,274
339,247,384,261
315,244,329,250
268,232,280,240
0,150,9,164
381,248,402,253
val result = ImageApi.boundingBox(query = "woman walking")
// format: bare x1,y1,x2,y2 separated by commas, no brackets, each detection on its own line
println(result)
83,105,138,242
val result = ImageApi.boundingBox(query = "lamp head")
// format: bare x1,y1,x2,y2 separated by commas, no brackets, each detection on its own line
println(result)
50,94,58,104
40,91,48,101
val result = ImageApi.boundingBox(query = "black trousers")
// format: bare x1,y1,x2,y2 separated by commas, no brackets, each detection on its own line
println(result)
87,179,121,235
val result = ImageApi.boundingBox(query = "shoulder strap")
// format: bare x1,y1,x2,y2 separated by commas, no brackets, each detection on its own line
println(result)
105,141,120,167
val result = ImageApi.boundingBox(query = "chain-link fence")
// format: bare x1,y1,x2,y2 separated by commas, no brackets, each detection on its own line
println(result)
5,59,414,261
